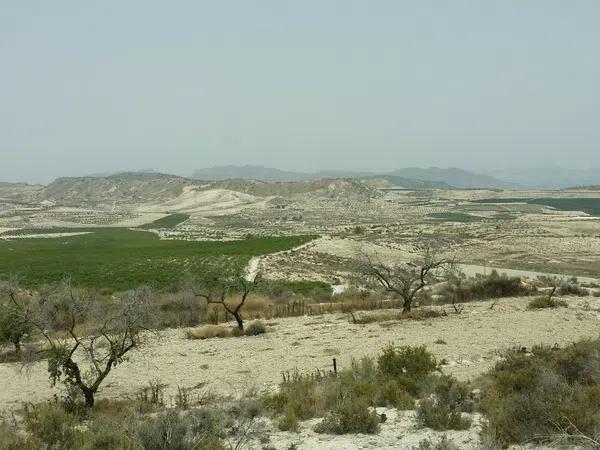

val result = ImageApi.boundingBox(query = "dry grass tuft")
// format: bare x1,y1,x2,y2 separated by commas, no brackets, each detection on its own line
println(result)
353,308,443,324
186,325,233,340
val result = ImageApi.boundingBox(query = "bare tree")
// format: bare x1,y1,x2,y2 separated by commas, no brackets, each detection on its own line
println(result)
191,267,260,333
360,242,454,313
442,265,467,314
9,279,155,407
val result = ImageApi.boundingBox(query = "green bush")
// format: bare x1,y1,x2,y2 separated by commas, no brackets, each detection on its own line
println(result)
377,345,438,395
479,339,600,447
442,271,529,303
137,408,226,450
0,302,32,352
0,419,36,450
23,403,80,449
277,406,300,432
81,421,141,450
313,397,380,434
558,280,588,297
414,435,461,450
372,380,416,409
245,320,267,336
416,375,472,431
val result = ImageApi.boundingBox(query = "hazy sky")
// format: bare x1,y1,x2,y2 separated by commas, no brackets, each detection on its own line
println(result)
2,1,599,183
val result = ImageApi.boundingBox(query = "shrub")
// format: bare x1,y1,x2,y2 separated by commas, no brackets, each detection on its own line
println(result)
414,435,460,450
23,403,80,449
377,345,438,395
81,419,141,450
186,325,232,340
558,281,589,297
354,308,442,324
245,321,267,336
373,380,416,409
155,293,206,328
527,295,567,309
479,339,600,447
416,375,472,431
442,270,528,303
137,408,226,450
0,302,32,353
0,418,36,450
277,406,300,432
313,397,380,434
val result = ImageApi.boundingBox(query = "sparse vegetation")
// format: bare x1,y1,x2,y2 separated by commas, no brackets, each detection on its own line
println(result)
441,270,529,303
0,284,32,354
361,241,454,312
8,279,155,407
261,345,467,437
527,295,567,309
352,308,443,324
186,324,235,340
414,435,460,450
478,338,600,447
416,374,472,431
244,320,267,336
313,397,380,434
191,266,259,332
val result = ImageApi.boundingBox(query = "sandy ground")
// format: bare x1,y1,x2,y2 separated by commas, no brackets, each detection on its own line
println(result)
246,408,487,450
141,187,268,215
460,264,600,285
308,237,414,264
305,237,600,284
112,212,168,227
0,232,93,240
1,296,599,413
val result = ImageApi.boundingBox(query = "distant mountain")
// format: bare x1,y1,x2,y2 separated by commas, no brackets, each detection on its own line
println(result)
563,185,600,191
87,169,158,178
192,165,308,182
370,176,453,190
386,167,515,189
486,168,600,189
191,165,512,189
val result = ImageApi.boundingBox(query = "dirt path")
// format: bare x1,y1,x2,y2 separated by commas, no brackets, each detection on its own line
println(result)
1,295,599,412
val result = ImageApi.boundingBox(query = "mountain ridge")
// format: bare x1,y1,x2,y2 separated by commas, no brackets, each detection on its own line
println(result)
191,165,514,189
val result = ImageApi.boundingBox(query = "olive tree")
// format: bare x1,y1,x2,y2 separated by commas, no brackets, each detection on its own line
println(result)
9,280,155,407
361,241,454,313
0,282,32,353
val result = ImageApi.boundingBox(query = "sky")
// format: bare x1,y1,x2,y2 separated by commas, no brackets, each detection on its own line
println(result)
1,1,599,184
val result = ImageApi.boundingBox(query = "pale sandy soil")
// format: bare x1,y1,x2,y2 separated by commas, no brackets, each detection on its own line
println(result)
247,408,487,450
1,296,599,413
307,237,413,263
459,264,600,285
140,187,268,215
300,237,600,284
112,212,167,227
0,232,93,239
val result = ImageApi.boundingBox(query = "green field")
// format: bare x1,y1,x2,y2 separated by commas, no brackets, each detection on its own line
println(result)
0,228,314,291
471,198,600,216
138,213,190,229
